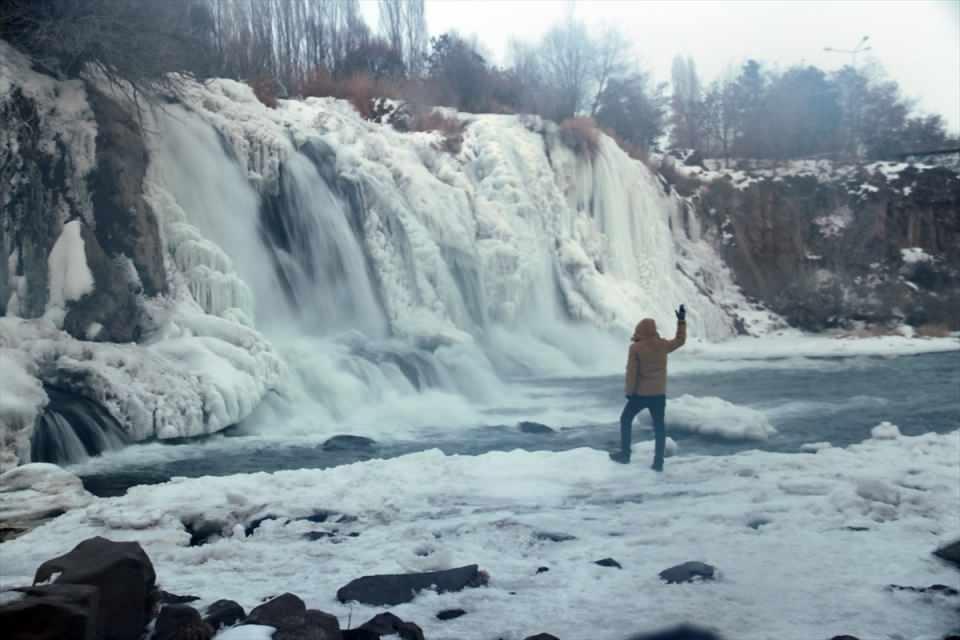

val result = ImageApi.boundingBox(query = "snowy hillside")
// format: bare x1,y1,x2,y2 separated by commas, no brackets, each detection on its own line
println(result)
1,39,779,469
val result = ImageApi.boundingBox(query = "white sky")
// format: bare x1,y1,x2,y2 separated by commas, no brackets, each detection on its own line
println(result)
360,0,960,132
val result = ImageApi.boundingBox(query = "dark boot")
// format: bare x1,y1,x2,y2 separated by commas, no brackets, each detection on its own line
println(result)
609,451,631,464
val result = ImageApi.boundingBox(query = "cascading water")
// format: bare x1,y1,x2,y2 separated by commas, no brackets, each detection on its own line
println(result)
30,386,129,464
139,84,761,440
267,153,387,335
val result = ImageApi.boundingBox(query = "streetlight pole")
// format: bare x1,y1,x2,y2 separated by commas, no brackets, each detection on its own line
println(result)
824,35,871,67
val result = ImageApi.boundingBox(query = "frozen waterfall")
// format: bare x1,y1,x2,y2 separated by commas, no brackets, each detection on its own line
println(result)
139,80,766,439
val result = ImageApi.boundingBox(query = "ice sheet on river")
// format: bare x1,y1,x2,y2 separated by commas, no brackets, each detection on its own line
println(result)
1,429,956,640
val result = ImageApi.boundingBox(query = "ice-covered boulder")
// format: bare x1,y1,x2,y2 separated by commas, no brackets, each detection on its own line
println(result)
0,463,93,540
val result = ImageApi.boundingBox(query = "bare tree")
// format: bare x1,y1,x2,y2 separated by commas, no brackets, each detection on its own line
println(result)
379,0,404,59
402,0,427,75
589,25,632,116
703,67,738,165
669,55,705,150
539,16,595,120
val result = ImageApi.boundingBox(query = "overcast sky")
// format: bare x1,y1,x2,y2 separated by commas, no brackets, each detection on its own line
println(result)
360,0,960,132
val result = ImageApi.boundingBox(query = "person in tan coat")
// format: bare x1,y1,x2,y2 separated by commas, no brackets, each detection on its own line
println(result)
610,305,687,470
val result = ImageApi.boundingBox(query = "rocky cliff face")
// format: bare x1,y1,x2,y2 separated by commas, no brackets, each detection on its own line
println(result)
664,158,960,331
0,44,166,343
1,41,283,470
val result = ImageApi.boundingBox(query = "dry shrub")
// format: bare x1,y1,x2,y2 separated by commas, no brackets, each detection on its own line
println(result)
299,67,339,99
339,74,380,119
559,117,600,157
410,109,465,154
249,76,279,109
298,68,396,119
915,323,952,337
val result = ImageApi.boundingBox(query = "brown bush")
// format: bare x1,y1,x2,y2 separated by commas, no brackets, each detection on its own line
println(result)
915,323,953,338
299,67,339,99
410,109,466,154
297,68,398,119
249,76,279,109
559,117,600,157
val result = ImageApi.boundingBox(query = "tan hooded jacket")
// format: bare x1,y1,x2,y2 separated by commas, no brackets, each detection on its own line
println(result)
624,318,686,396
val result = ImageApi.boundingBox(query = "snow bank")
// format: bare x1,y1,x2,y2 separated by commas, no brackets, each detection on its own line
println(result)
685,332,960,360
0,463,92,524
1,431,956,640
668,395,776,441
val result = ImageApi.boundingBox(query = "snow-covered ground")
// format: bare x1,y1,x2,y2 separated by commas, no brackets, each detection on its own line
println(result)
1,428,957,640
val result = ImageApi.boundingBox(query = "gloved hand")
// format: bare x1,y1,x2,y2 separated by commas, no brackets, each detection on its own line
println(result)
675,304,686,322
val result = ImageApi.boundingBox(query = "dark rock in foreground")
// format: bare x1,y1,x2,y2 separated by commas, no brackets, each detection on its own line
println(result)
203,599,245,629
244,593,342,639
0,584,99,640
887,583,959,596
359,612,424,640
33,536,156,640
534,531,577,542
159,591,201,605
245,593,305,629
594,558,622,569
337,564,487,606
518,421,555,434
524,634,560,640
933,538,960,569
437,608,467,620
322,435,377,451
659,562,716,584
627,625,724,640
154,604,213,640
306,609,342,638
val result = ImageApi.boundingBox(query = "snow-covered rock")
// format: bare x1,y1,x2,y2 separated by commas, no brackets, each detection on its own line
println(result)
871,422,902,440
0,463,92,539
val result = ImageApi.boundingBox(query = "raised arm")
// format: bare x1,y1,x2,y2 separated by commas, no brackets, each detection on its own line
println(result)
667,305,687,353
666,321,686,352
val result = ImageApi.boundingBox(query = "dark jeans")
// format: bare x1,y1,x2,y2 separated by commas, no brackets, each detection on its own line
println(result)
619,394,666,467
